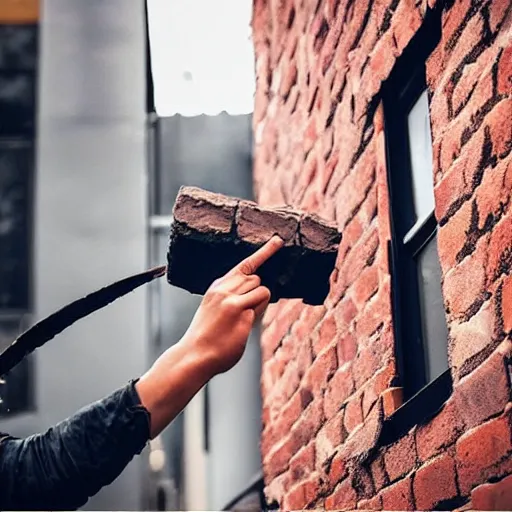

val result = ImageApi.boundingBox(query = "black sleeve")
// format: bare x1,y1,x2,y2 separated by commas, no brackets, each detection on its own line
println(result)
0,380,151,511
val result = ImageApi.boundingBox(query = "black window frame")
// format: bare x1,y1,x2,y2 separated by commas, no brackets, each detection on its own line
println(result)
380,2,452,442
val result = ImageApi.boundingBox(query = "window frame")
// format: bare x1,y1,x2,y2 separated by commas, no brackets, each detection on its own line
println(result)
380,1,452,440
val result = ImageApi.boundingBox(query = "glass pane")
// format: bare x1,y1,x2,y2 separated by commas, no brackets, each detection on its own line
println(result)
0,141,32,311
407,90,435,222
416,234,449,383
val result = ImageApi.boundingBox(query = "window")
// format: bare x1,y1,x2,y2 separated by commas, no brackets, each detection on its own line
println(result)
0,22,38,416
382,2,451,427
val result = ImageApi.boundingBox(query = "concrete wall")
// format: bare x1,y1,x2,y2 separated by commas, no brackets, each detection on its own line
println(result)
0,0,149,509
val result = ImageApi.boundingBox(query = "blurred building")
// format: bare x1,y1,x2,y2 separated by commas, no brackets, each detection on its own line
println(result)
0,0,264,510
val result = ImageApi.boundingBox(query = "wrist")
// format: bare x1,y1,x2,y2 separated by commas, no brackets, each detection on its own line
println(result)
179,332,219,381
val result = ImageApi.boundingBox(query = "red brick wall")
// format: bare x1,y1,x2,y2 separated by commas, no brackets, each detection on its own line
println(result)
252,0,512,509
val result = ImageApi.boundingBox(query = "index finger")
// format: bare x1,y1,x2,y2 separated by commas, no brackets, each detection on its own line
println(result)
237,236,284,275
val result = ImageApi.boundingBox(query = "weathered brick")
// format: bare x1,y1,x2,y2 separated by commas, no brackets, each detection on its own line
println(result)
437,197,473,274
487,210,512,282
357,494,383,510
489,0,512,33
324,365,354,419
334,298,358,334
456,412,512,494
487,97,512,160
263,434,295,480
497,44,512,96
312,309,337,356
344,393,363,434
471,473,512,511
325,477,358,510
337,331,358,365
380,476,414,511
384,432,417,483
370,454,389,492
290,397,325,449
289,442,315,482
351,264,379,310
449,298,496,377
416,399,464,461
443,234,488,318
502,273,512,333
316,411,346,469
454,339,512,428
283,473,321,510
327,451,348,489
304,344,337,396
414,452,458,510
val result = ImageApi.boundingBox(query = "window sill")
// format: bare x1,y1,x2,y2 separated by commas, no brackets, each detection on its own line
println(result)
379,369,453,446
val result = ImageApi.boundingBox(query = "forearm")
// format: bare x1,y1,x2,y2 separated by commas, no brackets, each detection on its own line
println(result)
0,381,150,511
136,336,214,438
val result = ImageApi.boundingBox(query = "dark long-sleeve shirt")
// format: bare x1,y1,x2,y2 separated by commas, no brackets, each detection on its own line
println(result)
0,380,151,510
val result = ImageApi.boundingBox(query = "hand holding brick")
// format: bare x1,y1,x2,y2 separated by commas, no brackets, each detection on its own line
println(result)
166,186,341,305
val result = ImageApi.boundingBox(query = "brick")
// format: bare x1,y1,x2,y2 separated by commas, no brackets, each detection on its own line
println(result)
456,412,512,494
283,473,321,510
354,282,392,342
345,394,363,434
441,0,473,52
289,442,315,482
497,44,512,96
382,387,403,418
337,331,358,365
443,234,488,318
370,455,389,492
339,398,383,463
290,397,325,449
324,365,354,419
264,471,290,506
384,433,417,483
325,478,357,510
488,211,512,282
416,399,464,461
312,309,337,356
452,45,496,117
471,473,512,511
168,186,341,305
267,361,301,418
437,198,473,274
351,264,379,310
487,98,512,160
316,412,346,469
357,494,382,510
263,434,295,480
502,273,512,333
327,450,348,489
275,389,304,436
380,476,414,511
475,158,511,231
449,298,496,376
391,1,423,54
363,359,397,418
334,298,358,334
489,0,512,33
414,452,458,510
447,9,485,75
454,339,512,429
304,344,337,396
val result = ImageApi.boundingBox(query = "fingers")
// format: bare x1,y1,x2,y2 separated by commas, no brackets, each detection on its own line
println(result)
236,236,284,275
238,286,271,310
254,293,271,318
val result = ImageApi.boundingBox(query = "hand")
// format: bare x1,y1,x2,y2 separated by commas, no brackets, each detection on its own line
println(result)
182,235,284,376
